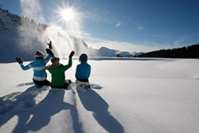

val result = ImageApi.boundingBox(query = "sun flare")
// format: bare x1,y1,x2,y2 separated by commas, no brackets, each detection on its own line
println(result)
60,8,76,22
57,5,83,37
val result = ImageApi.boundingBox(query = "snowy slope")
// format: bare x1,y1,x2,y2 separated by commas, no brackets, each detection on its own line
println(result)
0,7,93,62
0,7,143,63
0,58,199,133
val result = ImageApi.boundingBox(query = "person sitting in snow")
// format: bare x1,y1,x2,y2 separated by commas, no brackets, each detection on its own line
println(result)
46,51,75,89
16,48,54,87
75,53,91,87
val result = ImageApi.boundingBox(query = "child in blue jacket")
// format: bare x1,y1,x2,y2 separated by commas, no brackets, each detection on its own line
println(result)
75,53,91,87
16,49,54,87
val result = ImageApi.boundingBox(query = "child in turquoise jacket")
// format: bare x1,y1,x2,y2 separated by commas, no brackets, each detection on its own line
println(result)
75,53,91,87
16,49,54,87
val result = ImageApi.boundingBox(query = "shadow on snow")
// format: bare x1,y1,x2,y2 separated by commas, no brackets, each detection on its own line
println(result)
0,83,124,133
0,85,83,133
78,88,124,133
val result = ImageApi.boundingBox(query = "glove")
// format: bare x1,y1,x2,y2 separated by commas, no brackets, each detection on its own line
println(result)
16,57,23,64
47,41,52,49
69,51,75,59
46,49,54,57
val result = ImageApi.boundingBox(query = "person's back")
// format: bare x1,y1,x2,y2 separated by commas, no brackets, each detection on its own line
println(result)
47,58,72,87
75,54,91,87
28,58,49,81
76,62,91,81
46,51,74,89
16,50,53,87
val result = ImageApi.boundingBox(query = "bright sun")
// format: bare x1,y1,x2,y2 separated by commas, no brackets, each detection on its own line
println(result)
57,5,82,37
60,8,76,22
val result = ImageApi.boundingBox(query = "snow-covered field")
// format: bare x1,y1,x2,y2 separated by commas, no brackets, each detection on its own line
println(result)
0,58,199,133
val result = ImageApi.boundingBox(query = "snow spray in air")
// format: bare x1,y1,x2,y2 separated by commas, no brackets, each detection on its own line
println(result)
18,0,91,58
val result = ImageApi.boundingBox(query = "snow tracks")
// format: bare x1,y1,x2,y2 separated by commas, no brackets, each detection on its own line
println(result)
0,83,124,133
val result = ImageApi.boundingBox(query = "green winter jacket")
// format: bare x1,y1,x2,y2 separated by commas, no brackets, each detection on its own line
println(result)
47,58,72,87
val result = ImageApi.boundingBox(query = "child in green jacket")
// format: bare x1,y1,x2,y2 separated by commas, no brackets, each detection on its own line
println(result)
46,51,75,89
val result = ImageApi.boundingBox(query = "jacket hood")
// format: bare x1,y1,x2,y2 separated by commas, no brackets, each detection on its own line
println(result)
46,63,63,70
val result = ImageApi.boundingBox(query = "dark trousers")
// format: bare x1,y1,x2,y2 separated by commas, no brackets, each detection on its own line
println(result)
33,79,51,87
51,80,71,89
76,79,89,82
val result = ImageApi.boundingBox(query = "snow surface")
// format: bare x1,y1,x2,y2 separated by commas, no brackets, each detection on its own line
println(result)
0,58,199,133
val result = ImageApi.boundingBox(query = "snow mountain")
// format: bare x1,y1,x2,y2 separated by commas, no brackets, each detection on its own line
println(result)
97,47,133,57
97,47,145,57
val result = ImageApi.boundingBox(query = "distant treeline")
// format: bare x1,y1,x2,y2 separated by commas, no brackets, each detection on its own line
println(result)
137,44,199,58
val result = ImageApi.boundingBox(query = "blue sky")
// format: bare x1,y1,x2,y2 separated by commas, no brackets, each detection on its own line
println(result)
1,0,199,52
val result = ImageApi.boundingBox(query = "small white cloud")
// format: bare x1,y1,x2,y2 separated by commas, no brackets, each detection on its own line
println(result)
174,40,182,46
135,24,144,31
115,20,121,28
137,26,143,31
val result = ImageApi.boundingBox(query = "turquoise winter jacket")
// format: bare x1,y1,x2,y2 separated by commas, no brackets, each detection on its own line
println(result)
75,62,91,80
20,55,51,81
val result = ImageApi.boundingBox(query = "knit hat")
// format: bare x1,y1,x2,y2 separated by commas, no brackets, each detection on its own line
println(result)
35,51,44,59
51,57,60,64
79,53,88,62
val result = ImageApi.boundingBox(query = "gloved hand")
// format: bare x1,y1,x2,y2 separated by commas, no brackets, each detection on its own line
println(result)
47,41,52,49
16,57,23,64
69,51,75,59
46,49,54,57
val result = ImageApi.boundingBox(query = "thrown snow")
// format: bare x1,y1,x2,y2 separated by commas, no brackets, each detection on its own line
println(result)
0,58,199,133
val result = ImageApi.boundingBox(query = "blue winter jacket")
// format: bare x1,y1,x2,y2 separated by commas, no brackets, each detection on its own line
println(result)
20,55,51,81
75,62,91,80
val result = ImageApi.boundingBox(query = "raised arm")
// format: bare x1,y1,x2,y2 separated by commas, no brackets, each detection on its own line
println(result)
16,57,32,71
63,58,72,71
20,64,31,70
63,51,75,71
44,54,52,64
45,48,54,64
44,41,54,64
